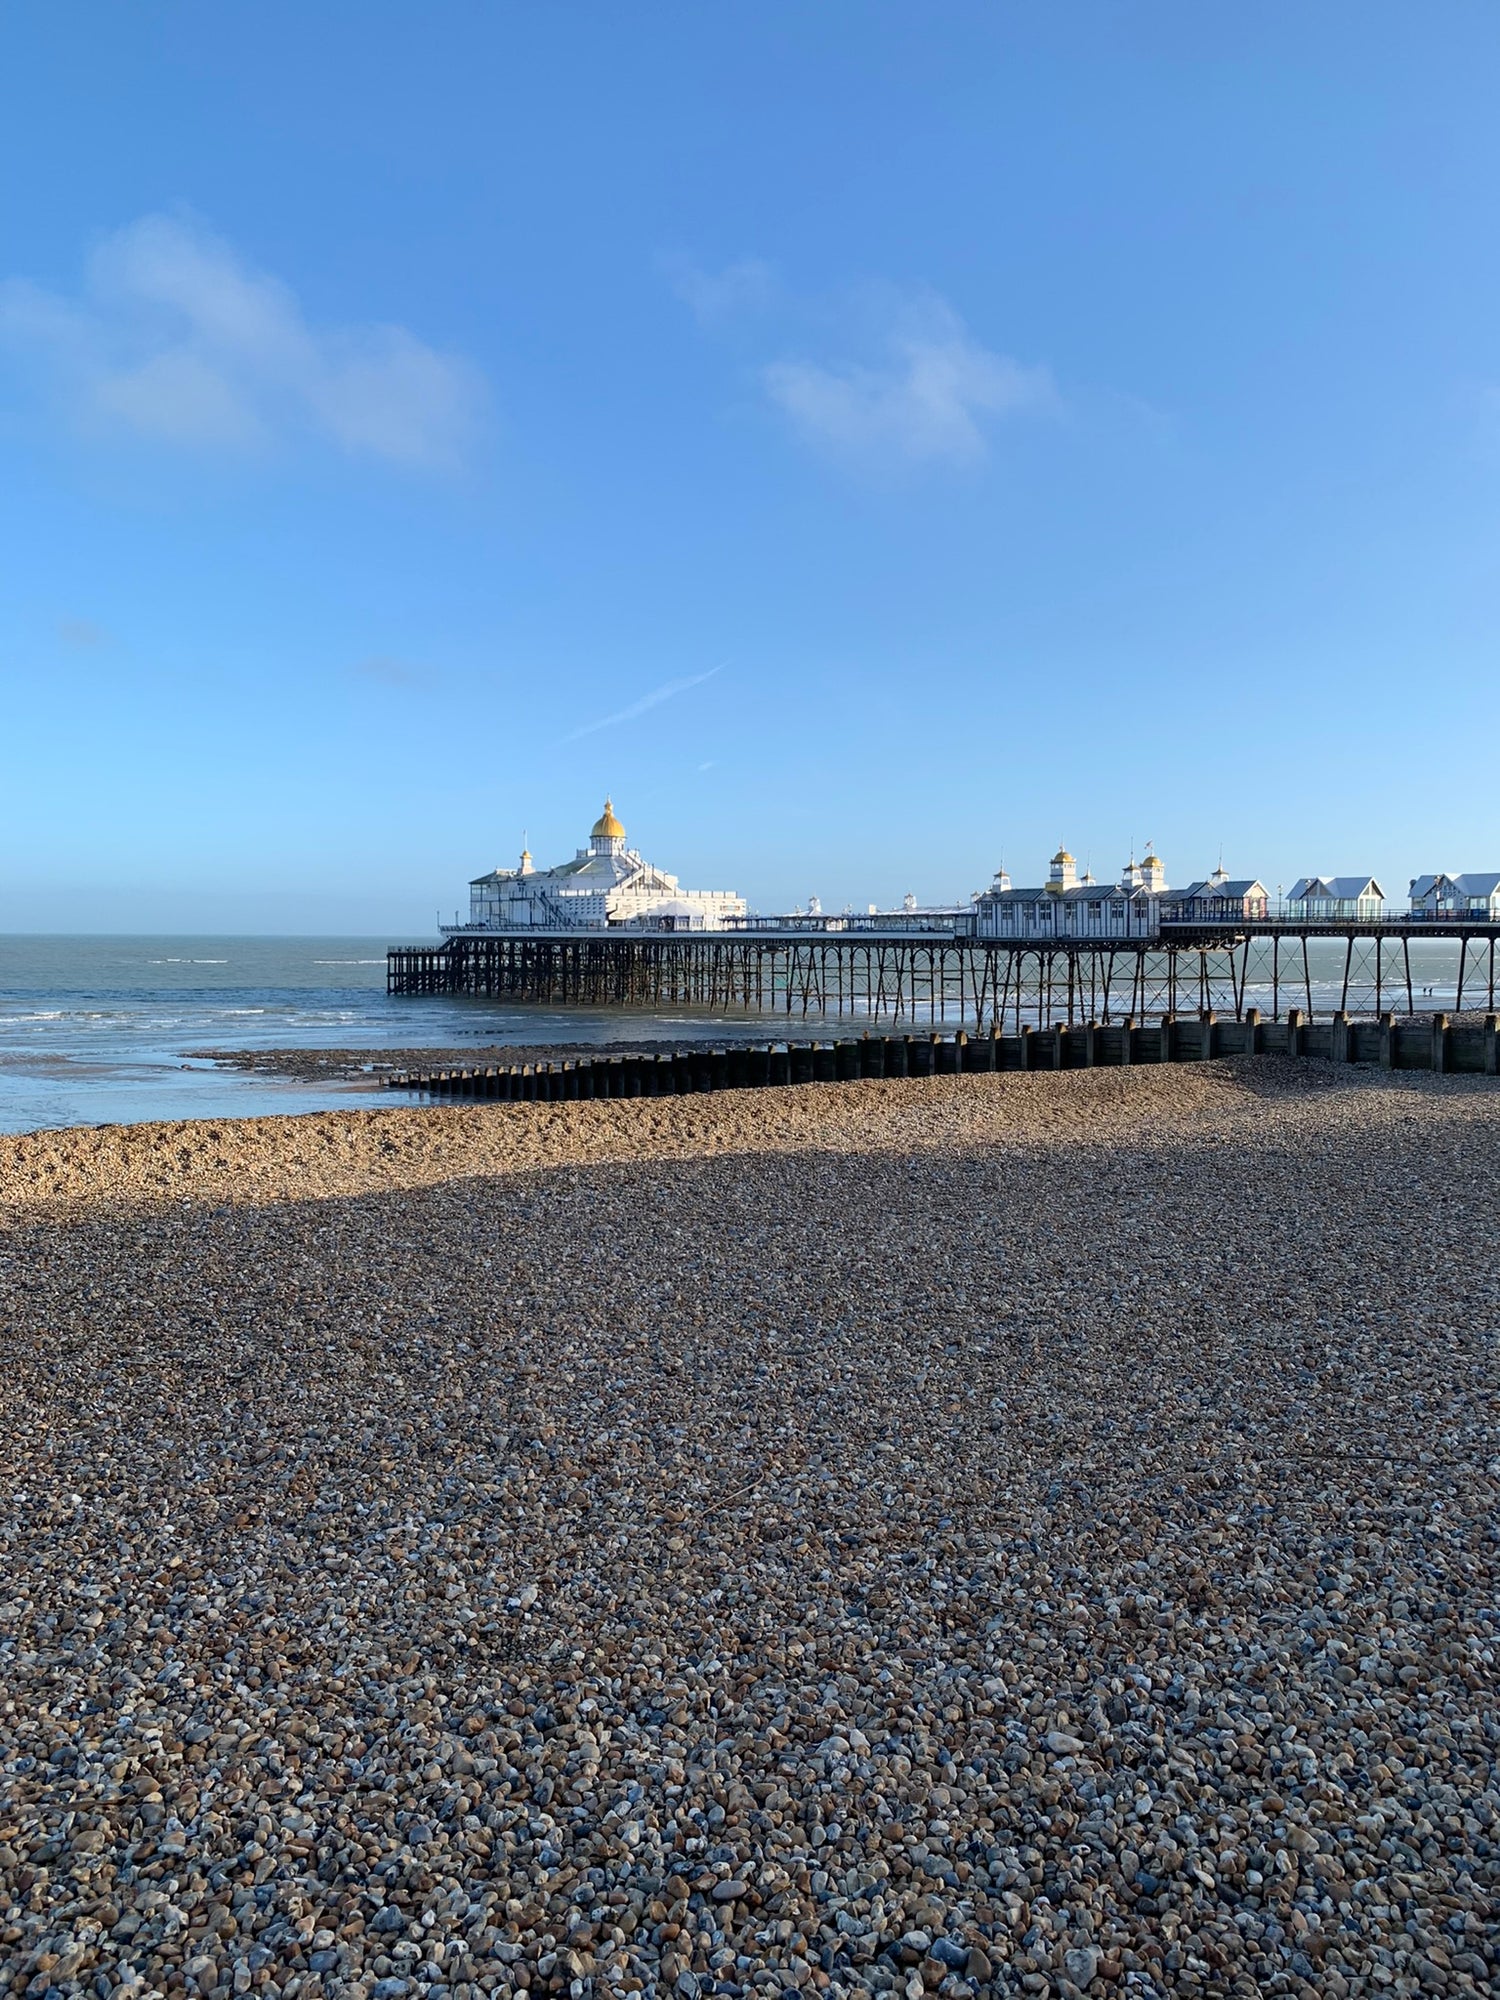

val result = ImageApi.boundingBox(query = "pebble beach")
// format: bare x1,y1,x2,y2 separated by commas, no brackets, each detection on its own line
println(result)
1,1060,1496,2000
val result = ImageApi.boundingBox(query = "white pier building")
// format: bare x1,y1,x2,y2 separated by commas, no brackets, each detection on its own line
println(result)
453,800,746,934
974,847,1269,940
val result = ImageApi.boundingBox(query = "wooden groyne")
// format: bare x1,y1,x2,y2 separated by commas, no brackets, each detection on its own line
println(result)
388,1009,1500,1099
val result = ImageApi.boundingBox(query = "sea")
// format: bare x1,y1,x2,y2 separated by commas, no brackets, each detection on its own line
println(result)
0,935,779,1135
0,932,1478,1135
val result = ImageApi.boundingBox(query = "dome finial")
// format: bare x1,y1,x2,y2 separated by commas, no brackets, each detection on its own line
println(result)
591,797,625,842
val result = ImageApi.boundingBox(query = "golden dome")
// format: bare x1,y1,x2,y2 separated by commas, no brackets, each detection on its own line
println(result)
1051,847,1075,866
591,797,625,840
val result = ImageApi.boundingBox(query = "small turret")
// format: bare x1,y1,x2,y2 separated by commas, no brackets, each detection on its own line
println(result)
1047,847,1077,894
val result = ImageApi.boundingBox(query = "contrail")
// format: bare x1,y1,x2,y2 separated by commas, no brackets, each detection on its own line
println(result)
565,663,723,742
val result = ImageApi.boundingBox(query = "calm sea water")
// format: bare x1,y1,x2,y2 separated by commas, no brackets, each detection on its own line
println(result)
0,936,778,1134
0,933,1479,1134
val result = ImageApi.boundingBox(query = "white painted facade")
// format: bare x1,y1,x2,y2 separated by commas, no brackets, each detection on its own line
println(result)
974,850,1269,941
1288,876,1385,922
1409,873,1500,921
456,801,746,933
974,847,1170,940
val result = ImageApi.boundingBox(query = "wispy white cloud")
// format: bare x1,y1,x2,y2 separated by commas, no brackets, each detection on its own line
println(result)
662,254,778,325
0,212,487,470
763,292,1055,467
566,665,723,742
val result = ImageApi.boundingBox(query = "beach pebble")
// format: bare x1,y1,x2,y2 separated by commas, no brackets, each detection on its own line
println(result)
0,1058,1495,1997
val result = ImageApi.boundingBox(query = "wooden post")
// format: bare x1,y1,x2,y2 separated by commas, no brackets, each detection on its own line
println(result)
1330,1011,1351,1064
1019,1025,1034,1070
768,1045,792,1086
1380,1012,1396,1069
1159,1014,1174,1063
812,1044,838,1083
1201,1010,1216,1061
1485,1013,1499,1075
747,1047,772,1088
885,1036,910,1078
1286,1007,1303,1058
1431,1013,1450,1074
672,1052,695,1094
836,1040,861,1082
1120,1016,1134,1066
708,1048,731,1089
1244,1007,1261,1055
934,1032,958,1076
1084,1019,1098,1068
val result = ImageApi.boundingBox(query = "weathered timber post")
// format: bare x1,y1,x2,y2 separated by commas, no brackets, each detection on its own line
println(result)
907,1036,933,1079
1486,1014,1500,1076
708,1048,731,1089
860,1035,886,1079
1244,1007,1261,1055
790,1043,816,1086
1286,1008,1304,1058
951,1029,970,1074
1084,1020,1099,1068
1431,1013,1451,1075
885,1036,910,1078
1331,1012,1352,1064
1201,1010,1216,1061
1159,1015,1175,1063
768,1045,792,1086
1019,1025,1035,1070
836,1040,861,1082
1380,1012,1397,1070
746,1047,771,1089
672,1052,694,1094
935,1033,959,1077
1120,1016,1134,1066
812,1044,838,1083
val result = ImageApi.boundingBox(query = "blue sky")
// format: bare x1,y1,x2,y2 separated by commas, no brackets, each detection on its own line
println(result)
3,3,1499,930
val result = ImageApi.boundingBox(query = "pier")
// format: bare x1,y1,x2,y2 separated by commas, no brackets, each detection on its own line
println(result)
386,919,1500,1029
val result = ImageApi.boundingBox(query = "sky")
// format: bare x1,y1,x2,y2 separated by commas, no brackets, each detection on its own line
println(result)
2,3,1500,931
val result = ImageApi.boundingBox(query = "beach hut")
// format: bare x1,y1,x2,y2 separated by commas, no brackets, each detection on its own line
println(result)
1287,877,1385,922
1409,873,1500,921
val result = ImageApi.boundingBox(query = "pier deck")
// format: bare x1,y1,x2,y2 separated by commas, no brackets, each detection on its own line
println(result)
388,921,1500,1028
